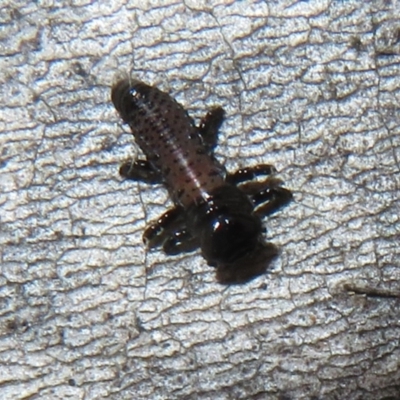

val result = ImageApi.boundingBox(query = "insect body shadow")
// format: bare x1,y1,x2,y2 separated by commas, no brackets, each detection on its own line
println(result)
112,79,292,284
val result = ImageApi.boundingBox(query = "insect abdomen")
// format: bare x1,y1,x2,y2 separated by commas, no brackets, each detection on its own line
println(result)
112,79,224,207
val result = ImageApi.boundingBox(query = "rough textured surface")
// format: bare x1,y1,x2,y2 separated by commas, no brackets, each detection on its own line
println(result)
1,1,400,399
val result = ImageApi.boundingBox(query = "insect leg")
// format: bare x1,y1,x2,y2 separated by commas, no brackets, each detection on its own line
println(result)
198,107,225,152
162,229,199,255
226,164,276,185
143,207,186,249
227,165,292,216
120,159,162,184
247,177,292,216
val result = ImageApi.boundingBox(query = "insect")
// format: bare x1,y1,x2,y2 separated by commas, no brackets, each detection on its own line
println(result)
111,79,292,284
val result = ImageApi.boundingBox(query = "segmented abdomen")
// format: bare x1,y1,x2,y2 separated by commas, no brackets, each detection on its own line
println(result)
112,79,225,207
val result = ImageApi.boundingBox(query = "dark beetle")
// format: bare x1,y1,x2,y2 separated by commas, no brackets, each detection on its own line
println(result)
112,79,292,284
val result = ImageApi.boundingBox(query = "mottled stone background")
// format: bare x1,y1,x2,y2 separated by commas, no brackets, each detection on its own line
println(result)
1,1,399,399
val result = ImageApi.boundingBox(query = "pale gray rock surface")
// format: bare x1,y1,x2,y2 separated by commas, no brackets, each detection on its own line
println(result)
1,1,400,399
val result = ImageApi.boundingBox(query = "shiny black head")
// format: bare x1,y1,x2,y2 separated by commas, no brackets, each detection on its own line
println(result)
198,212,278,284
200,213,263,266
216,241,278,284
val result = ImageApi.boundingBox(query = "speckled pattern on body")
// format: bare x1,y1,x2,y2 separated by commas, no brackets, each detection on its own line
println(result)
112,79,224,207
112,79,292,284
